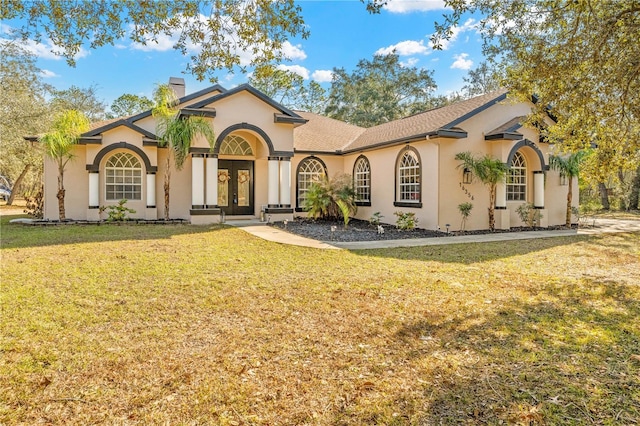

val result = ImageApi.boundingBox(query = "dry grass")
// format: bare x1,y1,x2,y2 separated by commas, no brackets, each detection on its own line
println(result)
1,214,639,425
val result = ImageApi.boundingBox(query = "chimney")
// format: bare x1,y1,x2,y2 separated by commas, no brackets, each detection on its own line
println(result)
168,77,185,99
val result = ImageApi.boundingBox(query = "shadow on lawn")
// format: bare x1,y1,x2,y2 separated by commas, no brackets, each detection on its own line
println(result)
0,214,231,250
351,234,599,264
380,279,640,424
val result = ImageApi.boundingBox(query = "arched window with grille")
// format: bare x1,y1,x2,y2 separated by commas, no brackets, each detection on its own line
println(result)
219,135,253,156
296,157,327,210
105,152,142,200
395,147,421,207
353,155,371,205
507,151,527,201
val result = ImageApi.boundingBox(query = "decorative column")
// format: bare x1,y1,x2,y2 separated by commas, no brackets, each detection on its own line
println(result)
146,173,156,208
495,181,507,209
205,154,218,208
191,154,205,208
279,158,291,207
88,171,99,208
534,171,545,208
268,157,279,207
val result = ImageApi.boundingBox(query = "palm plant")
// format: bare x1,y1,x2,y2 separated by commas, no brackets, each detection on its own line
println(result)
303,173,357,223
152,84,215,220
455,152,508,231
549,151,587,227
40,110,90,220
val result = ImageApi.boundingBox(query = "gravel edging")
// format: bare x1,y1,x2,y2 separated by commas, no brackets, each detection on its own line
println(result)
269,218,577,243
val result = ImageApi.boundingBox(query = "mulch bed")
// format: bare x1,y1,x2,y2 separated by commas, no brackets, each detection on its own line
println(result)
269,218,576,242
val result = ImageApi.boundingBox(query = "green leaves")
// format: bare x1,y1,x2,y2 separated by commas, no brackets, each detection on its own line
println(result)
6,0,309,82
40,110,90,164
325,53,440,127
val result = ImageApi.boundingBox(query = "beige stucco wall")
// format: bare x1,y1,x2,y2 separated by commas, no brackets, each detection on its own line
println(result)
199,91,295,154
42,89,575,228
43,145,89,220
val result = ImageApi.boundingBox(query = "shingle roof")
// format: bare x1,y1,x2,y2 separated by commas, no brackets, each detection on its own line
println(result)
293,111,366,152
340,89,508,152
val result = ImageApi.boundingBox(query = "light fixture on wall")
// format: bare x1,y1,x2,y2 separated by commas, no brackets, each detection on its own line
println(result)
463,168,473,184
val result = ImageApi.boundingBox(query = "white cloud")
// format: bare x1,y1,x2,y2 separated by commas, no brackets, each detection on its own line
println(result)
383,0,448,13
40,69,59,78
375,39,429,56
280,41,307,61
400,57,419,67
433,18,478,50
450,53,473,70
311,70,334,83
277,64,309,80
131,32,180,52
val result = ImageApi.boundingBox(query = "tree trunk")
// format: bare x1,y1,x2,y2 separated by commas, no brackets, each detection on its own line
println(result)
6,164,31,205
598,182,610,210
566,176,573,227
57,167,66,221
164,156,171,220
630,166,640,210
488,184,496,231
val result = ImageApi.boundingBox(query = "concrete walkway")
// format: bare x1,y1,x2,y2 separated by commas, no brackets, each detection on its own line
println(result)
226,218,640,250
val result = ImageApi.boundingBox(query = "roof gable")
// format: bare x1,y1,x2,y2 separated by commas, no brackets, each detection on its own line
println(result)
185,84,306,124
82,119,157,140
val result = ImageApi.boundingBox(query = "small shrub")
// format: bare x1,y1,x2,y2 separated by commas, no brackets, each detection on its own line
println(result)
394,211,417,230
105,199,136,222
303,173,356,221
335,199,351,228
458,202,473,231
369,212,383,226
516,203,543,228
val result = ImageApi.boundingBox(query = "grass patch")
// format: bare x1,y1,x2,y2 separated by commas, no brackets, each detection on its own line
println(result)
1,215,639,424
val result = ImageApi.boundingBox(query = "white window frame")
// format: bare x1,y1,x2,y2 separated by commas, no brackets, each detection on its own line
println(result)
507,151,527,201
353,155,371,204
296,157,326,209
396,148,421,205
105,152,142,201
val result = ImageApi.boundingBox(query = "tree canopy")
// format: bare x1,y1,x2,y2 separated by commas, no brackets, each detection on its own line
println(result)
428,1,638,152
0,40,52,199
248,69,328,113
50,85,108,122
2,0,309,82
108,94,154,119
325,53,442,127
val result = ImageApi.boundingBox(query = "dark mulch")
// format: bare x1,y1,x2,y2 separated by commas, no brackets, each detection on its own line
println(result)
269,218,576,243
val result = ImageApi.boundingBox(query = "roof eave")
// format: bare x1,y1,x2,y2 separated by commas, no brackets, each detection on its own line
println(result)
274,113,308,125
179,107,217,118
485,132,523,141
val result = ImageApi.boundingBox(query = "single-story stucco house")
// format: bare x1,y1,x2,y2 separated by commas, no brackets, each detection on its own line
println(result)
41,77,576,231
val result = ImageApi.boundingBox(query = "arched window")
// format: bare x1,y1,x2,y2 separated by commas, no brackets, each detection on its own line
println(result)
219,135,253,156
353,155,371,204
507,151,527,201
395,147,421,206
296,157,327,209
105,152,142,200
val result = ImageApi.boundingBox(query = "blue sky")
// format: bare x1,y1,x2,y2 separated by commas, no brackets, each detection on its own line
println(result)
3,0,484,109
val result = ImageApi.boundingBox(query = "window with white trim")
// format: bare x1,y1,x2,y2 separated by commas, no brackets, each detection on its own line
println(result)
397,149,421,203
353,156,371,203
105,152,142,200
297,157,326,208
507,151,527,201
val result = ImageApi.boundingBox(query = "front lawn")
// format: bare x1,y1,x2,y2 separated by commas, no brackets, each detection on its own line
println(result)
1,216,639,424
